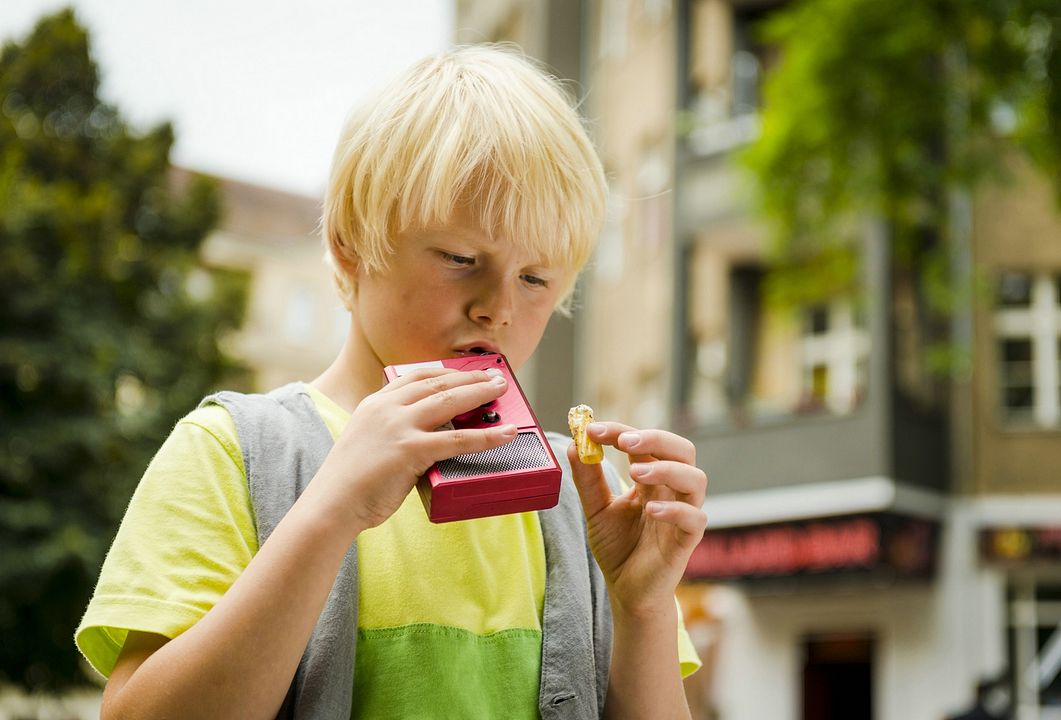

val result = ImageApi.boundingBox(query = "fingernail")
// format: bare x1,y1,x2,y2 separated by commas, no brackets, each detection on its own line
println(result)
629,463,650,478
646,501,663,515
587,422,605,435
499,424,517,436
620,432,641,449
485,368,503,377
491,374,507,385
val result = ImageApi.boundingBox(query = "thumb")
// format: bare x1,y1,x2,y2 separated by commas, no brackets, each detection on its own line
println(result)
566,442,613,518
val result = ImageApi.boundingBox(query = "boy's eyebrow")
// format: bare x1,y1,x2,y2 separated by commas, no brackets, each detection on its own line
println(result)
418,221,562,270
427,235,557,272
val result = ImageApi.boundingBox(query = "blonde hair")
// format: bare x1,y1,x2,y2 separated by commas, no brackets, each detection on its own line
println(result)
321,44,606,313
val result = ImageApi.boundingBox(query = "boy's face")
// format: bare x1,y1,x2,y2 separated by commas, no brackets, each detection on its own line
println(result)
350,206,571,374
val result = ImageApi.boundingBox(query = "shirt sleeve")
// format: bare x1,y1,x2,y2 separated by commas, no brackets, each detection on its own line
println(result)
74,404,257,678
676,599,703,678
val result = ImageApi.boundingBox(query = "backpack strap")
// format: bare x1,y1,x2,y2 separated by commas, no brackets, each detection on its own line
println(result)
541,431,616,720
202,382,356,720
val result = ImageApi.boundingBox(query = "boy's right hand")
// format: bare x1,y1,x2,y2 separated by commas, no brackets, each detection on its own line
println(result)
311,367,515,534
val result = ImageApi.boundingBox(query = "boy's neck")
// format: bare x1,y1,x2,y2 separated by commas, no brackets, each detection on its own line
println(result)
309,328,384,414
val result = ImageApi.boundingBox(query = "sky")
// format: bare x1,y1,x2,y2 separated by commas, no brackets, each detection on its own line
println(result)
0,0,454,197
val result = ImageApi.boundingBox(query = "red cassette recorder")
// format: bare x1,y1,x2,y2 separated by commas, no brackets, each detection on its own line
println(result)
382,353,561,523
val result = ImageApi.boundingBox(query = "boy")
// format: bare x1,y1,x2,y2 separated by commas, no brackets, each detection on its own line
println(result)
77,45,708,718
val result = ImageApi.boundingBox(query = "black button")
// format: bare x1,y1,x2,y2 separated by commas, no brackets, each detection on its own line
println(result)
482,410,501,424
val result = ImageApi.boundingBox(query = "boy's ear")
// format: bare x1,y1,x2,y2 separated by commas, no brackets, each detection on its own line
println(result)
327,231,361,277
336,250,361,277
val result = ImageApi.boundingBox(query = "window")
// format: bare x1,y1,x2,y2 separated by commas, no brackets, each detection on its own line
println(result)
994,271,1061,428
999,339,1035,420
731,6,773,116
680,250,867,426
684,0,782,156
999,271,1033,307
807,305,830,336
680,244,731,427
725,265,764,411
798,300,870,415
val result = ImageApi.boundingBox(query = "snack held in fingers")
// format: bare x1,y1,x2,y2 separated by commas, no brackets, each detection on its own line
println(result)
568,404,604,464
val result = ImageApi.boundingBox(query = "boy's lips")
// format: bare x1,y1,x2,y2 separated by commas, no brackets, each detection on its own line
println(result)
453,342,500,356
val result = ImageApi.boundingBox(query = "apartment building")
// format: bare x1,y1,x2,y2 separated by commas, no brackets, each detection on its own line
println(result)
968,156,1061,720
457,1,1061,719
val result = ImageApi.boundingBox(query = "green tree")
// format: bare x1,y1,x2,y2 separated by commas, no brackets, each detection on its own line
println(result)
0,9,248,689
742,0,1061,361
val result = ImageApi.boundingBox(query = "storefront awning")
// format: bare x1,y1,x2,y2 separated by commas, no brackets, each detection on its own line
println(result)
703,475,945,529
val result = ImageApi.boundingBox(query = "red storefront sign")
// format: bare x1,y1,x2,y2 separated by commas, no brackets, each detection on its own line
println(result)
684,513,937,582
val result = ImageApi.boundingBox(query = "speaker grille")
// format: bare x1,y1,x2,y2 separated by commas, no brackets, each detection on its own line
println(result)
437,431,552,479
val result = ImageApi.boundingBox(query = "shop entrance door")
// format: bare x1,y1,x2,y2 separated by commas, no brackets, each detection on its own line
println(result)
1009,579,1061,720
801,632,874,720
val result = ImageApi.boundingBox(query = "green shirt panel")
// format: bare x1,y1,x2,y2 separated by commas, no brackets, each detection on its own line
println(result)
352,624,542,720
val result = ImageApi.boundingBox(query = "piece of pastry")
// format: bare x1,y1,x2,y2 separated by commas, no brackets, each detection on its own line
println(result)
568,403,604,464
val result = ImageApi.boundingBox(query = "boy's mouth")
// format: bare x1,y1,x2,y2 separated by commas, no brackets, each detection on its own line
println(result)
454,344,499,357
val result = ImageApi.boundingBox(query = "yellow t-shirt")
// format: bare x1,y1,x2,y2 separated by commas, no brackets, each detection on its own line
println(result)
76,384,700,716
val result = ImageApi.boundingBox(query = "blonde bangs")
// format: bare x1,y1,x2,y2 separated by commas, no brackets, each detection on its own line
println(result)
322,45,606,310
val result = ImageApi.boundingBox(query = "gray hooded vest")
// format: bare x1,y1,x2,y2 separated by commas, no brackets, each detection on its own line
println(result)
202,382,615,719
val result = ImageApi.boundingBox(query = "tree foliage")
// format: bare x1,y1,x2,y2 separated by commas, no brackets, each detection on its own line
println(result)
742,0,1061,306
0,9,248,689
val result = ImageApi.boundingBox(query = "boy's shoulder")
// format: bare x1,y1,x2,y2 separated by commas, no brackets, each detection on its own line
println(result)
186,382,313,443
178,398,241,440
159,401,245,474
161,385,308,477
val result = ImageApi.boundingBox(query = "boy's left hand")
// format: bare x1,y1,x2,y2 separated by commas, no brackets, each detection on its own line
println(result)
568,422,708,617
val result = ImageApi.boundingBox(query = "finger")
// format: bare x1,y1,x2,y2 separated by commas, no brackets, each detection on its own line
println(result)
421,423,520,461
644,500,709,538
629,461,707,505
390,368,502,404
408,373,510,429
396,369,503,404
566,443,613,519
379,366,460,393
587,422,695,465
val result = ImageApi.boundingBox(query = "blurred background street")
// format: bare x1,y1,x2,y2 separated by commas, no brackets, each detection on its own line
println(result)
2,1,1060,719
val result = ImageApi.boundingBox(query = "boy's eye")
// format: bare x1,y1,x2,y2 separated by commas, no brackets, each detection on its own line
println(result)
441,252,475,267
522,274,549,288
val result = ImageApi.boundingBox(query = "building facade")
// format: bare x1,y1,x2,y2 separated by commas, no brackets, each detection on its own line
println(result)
459,1,1061,719
186,170,349,391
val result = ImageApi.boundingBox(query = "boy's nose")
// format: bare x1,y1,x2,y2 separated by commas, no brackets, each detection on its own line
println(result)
469,283,514,327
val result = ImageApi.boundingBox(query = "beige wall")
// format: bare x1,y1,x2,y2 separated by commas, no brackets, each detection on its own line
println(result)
581,0,678,430
455,0,542,53
197,175,345,391
970,157,1061,494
